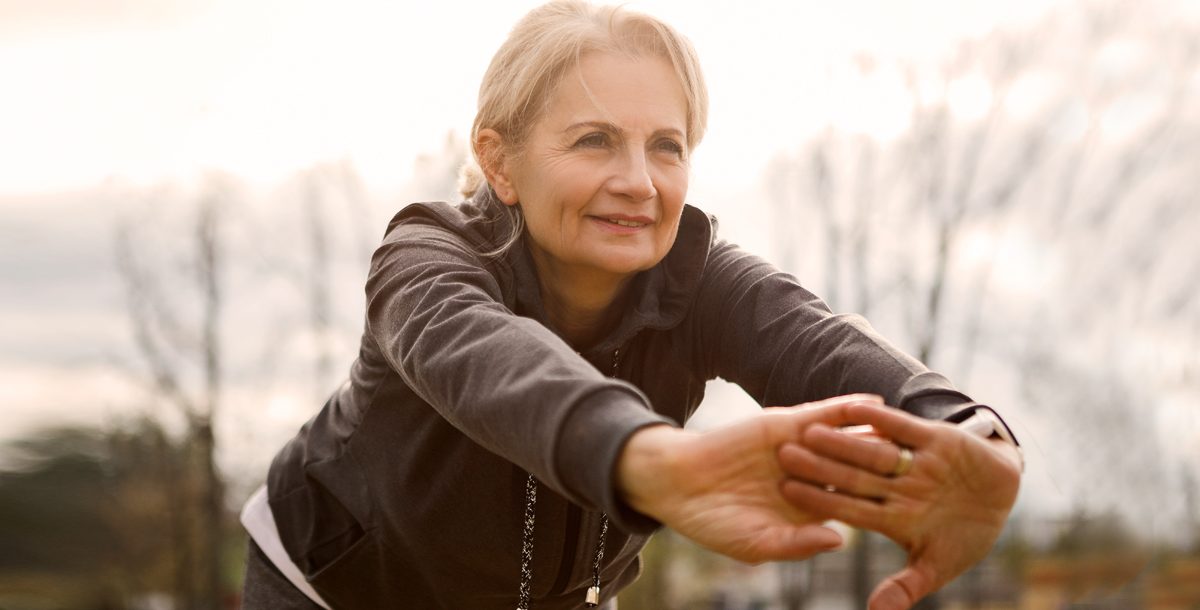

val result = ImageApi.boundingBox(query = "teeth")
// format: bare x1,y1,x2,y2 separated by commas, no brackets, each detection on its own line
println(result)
607,218,644,227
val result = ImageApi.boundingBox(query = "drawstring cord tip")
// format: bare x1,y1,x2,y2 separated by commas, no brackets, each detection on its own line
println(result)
585,585,600,606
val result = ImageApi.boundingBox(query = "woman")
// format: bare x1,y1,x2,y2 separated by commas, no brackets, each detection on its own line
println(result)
241,2,1023,609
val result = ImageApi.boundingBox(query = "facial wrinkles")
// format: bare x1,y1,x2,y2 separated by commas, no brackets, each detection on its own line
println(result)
512,52,689,280
525,145,577,255
572,54,686,142
564,124,683,201
561,60,685,159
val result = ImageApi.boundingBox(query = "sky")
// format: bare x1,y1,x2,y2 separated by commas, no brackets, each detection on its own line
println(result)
2,0,1197,533
0,0,1060,197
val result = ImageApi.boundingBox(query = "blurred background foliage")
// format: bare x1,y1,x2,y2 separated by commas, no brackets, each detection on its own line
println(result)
0,420,243,609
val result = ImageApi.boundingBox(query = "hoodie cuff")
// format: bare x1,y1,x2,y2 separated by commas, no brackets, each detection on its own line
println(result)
900,392,974,420
943,404,1021,447
553,387,674,535
893,372,975,420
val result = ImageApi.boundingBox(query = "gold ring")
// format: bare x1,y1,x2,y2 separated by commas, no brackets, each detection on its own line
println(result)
890,447,914,477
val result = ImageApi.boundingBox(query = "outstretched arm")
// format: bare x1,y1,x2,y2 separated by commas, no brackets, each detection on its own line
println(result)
690,240,978,420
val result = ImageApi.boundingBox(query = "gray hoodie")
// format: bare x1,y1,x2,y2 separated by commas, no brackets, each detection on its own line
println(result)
265,187,997,609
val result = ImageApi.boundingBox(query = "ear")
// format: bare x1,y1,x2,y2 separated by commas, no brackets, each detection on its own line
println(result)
475,128,519,205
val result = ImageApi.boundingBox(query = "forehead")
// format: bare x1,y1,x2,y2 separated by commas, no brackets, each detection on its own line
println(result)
538,52,688,135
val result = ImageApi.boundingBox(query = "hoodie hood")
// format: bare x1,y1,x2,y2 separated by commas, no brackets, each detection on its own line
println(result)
389,186,716,359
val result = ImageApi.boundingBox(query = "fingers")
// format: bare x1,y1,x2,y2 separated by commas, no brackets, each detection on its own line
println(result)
840,403,936,449
767,394,884,421
750,524,845,563
778,442,893,500
804,393,885,410
765,394,886,444
869,565,936,610
778,478,888,532
803,424,915,478
770,399,936,453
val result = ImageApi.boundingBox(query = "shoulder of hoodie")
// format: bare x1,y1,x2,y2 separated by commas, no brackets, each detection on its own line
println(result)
380,199,501,255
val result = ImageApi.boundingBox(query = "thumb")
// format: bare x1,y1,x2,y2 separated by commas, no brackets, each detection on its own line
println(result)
868,565,935,610
755,524,844,562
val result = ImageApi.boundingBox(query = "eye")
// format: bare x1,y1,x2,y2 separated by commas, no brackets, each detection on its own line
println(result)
574,132,609,148
655,138,685,157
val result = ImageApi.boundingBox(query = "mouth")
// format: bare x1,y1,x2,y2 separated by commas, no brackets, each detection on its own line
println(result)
590,214,654,228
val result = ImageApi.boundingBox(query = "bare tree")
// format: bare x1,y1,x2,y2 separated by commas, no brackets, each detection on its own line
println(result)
300,171,337,400
115,177,233,609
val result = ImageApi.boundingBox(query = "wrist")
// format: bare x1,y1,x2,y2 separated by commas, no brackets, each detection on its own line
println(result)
615,424,687,519
954,406,1023,473
988,437,1025,474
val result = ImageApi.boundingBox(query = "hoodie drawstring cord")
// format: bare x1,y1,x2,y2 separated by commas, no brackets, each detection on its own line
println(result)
516,347,621,610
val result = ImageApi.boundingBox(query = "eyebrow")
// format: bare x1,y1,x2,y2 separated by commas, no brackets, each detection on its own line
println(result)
564,121,685,140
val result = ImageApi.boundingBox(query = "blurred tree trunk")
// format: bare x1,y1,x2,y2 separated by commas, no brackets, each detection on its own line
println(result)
852,531,872,609
115,180,231,609
302,173,336,400
778,559,809,610
195,193,224,607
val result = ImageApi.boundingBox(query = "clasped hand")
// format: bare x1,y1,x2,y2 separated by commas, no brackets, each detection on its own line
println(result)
616,394,1021,610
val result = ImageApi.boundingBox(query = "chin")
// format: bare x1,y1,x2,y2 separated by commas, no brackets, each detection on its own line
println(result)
578,242,669,276
595,254,662,276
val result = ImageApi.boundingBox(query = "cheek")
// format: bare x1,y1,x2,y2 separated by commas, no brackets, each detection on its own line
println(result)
556,166,603,208
521,184,584,248
659,168,689,216
658,164,688,199
527,166,594,214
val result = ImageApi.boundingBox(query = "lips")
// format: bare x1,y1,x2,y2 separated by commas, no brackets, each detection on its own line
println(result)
590,214,654,228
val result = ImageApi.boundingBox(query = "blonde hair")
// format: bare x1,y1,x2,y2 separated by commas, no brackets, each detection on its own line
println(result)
458,0,709,203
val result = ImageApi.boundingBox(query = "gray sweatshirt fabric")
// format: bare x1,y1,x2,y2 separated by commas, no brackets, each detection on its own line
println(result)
264,187,987,609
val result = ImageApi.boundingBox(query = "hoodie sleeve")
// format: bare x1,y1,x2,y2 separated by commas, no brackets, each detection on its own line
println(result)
691,240,981,420
364,221,675,518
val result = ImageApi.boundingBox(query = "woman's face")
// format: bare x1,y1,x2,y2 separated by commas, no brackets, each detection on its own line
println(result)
500,52,690,283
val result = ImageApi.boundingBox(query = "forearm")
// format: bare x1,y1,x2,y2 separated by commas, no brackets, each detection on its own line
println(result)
695,243,973,413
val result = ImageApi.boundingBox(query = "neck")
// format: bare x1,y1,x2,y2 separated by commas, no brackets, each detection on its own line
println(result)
531,256,633,350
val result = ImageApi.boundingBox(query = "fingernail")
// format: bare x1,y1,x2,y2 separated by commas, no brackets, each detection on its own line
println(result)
822,534,844,551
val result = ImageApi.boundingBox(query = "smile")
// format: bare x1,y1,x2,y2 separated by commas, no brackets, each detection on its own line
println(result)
590,214,653,229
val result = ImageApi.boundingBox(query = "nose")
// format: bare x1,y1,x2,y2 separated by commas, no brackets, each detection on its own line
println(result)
609,147,656,202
